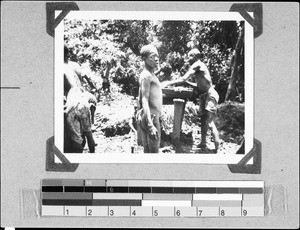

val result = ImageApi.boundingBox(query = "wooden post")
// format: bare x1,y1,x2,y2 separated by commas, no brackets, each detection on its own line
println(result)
172,99,186,140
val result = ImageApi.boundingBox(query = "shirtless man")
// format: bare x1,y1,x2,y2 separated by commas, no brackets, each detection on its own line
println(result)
64,45,85,97
138,44,163,153
64,45,96,153
162,48,220,153
102,61,112,93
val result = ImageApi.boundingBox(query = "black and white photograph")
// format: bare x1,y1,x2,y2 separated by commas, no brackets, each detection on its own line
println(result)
55,11,253,163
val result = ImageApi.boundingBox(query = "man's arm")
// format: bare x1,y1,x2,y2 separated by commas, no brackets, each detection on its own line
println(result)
186,80,197,88
161,68,195,88
71,62,84,83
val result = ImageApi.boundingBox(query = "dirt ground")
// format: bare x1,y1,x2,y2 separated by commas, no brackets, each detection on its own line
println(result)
83,88,243,155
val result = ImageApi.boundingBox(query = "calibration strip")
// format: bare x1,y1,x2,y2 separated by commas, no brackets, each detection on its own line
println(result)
41,180,264,217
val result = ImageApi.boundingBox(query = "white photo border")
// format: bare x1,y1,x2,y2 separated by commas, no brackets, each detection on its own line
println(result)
55,11,253,164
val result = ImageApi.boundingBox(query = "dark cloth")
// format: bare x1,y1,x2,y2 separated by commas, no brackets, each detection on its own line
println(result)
82,131,95,153
136,109,161,153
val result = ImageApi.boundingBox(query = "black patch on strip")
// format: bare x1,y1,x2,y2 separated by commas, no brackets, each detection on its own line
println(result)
85,186,107,193
239,188,263,194
195,187,217,193
64,186,84,192
151,187,173,193
42,199,92,206
107,187,129,193
216,188,239,193
173,187,196,194
128,187,151,193
42,186,63,192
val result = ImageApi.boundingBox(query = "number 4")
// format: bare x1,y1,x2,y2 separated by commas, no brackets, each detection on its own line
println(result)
132,210,136,216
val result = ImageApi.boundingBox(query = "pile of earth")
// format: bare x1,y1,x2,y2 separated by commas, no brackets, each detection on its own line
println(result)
83,84,244,154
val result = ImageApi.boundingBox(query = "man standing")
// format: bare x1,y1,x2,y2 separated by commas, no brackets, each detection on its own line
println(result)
162,48,220,153
101,61,112,93
63,44,96,153
138,44,163,153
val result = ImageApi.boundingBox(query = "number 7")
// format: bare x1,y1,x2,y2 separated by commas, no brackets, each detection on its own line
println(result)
198,210,202,216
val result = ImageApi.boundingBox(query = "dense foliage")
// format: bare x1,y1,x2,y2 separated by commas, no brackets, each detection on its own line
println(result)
64,19,244,103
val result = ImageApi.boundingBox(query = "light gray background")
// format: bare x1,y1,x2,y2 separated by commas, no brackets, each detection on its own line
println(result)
1,1,299,228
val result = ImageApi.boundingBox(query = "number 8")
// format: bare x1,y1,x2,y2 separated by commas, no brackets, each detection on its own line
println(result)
220,210,225,216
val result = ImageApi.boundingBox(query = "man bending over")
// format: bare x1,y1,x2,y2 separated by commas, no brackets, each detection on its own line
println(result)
162,48,220,153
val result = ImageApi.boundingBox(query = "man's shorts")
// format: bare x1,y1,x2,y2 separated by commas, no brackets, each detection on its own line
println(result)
136,109,159,133
80,106,92,132
199,86,219,115
136,109,161,152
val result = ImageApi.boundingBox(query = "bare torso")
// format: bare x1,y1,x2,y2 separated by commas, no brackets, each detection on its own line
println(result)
64,61,83,96
193,60,213,93
139,70,163,117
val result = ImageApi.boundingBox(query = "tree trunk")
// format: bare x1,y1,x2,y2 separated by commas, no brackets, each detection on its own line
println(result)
225,26,244,102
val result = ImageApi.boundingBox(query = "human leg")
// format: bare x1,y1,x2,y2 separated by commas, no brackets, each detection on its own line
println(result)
208,118,220,153
199,88,219,150
90,105,96,125
83,131,95,153
139,113,161,153
147,118,161,153
199,113,209,148
70,140,84,153
141,128,150,153
82,135,86,148
198,94,208,148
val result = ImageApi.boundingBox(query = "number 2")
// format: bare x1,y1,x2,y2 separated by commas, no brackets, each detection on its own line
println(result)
88,209,92,216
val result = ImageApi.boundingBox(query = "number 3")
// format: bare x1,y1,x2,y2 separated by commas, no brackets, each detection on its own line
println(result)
110,210,114,216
